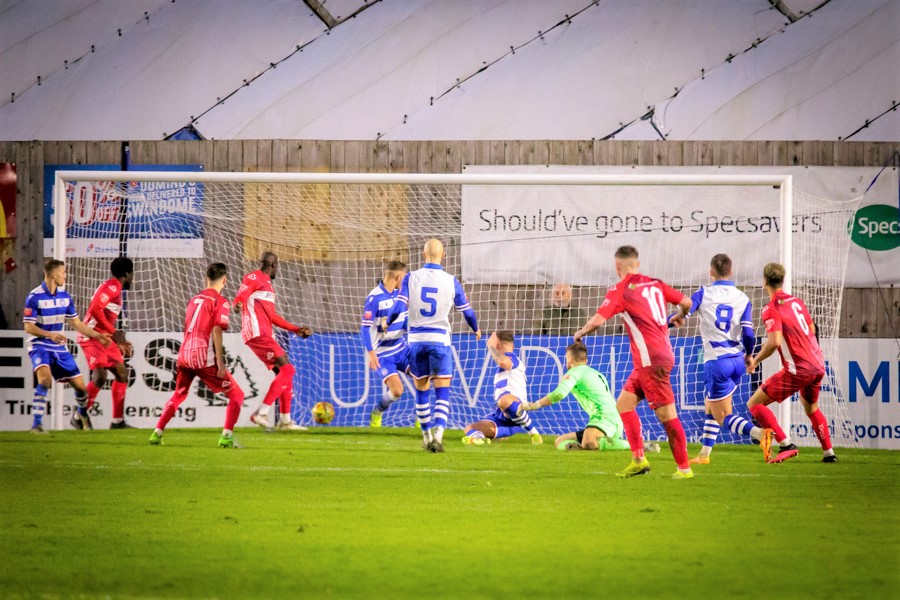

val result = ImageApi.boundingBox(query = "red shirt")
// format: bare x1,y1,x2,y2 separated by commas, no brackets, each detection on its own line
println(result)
762,291,825,375
178,288,230,370
77,278,122,342
233,270,298,342
597,273,685,368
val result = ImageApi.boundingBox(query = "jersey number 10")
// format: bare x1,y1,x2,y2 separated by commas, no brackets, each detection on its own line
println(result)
641,287,667,326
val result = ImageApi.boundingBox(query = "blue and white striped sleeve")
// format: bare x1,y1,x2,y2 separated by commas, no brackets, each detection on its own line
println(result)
23,294,38,323
454,278,478,332
689,287,704,316
740,299,755,355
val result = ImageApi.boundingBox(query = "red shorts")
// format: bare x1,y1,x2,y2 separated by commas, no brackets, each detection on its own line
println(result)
175,365,237,395
79,338,124,370
246,336,286,370
762,369,824,404
623,365,676,410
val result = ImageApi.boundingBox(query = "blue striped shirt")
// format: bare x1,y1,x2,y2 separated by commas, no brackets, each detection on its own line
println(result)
24,282,77,352
360,282,408,356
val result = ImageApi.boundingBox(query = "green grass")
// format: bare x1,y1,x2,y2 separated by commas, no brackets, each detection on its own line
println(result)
1,428,898,600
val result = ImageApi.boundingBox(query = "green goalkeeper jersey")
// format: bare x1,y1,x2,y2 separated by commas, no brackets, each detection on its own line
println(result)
547,364,617,419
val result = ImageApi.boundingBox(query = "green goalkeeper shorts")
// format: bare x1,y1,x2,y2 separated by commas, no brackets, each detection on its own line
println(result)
586,415,629,450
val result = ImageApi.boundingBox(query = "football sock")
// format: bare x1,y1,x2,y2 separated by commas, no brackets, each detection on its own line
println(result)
224,387,243,432
663,417,690,470
722,414,763,440
74,389,88,416
111,381,126,422
807,409,833,451
377,389,401,412
280,413,291,424
620,410,645,460
263,364,295,407
156,390,188,432
749,404,788,444
153,428,164,437
508,404,537,434
464,429,485,440
258,404,270,417
415,388,431,431
280,386,293,415
433,387,450,429
433,426,445,443
494,425,517,439
221,429,233,438
31,384,48,428
85,381,100,411
699,415,719,457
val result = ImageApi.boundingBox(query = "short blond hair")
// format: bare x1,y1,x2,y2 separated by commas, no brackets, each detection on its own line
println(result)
764,263,785,288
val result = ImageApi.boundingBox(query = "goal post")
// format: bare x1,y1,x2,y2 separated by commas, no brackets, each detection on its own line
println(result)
49,169,857,448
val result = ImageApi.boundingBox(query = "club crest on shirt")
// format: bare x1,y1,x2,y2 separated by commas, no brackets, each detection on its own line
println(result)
267,352,274,360
24,308,32,317
364,311,372,319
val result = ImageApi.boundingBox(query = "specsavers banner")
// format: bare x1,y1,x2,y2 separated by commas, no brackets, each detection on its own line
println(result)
461,165,898,287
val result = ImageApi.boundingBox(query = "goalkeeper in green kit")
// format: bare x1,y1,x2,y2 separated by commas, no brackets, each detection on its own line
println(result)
523,341,632,451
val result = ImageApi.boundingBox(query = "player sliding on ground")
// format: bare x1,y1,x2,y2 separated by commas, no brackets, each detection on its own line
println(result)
744,262,837,463
150,263,244,448
361,260,410,427
462,331,542,445
669,254,767,464
522,341,633,451
235,252,312,432
24,259,112,433
575,245,694,479
77,257,135,429
388,239,480,452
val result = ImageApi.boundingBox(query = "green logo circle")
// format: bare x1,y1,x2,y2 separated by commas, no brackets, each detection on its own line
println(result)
849,204,900,251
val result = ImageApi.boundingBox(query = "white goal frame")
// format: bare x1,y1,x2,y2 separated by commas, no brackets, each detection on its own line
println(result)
51,170,794,431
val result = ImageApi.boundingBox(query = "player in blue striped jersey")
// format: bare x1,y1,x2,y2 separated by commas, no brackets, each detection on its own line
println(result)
670,254,767,463
462,331,542,445
388,239,480,452
361,260,410,427
23,259,112,433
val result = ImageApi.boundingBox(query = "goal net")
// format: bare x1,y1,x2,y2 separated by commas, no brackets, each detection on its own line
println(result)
51,170,860,447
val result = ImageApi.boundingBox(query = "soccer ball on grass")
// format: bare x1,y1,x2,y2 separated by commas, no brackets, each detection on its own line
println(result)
312,401,335,424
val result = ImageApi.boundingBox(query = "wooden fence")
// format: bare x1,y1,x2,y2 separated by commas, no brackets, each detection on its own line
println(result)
0,139,897,338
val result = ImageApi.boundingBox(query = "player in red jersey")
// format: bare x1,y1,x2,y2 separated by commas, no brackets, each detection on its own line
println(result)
234,252,312,431
575,245,694,479
77,257,134,429
149,263,244,448
745,262,836,464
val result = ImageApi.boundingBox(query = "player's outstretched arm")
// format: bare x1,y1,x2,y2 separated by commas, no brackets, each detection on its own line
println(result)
24,321,68,345
271,313,311,337
211,325,227,378
67,317,112,346
747,331,781,373
574,313,606,342
486,332,512,370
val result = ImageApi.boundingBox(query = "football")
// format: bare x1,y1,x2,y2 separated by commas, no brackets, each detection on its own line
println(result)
312,401,335,424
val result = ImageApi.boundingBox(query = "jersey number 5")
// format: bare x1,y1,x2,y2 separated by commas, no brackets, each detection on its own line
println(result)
641,287,667,326
420,287,439,317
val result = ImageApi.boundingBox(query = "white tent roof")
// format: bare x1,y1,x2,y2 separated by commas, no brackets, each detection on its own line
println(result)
0,0,897,141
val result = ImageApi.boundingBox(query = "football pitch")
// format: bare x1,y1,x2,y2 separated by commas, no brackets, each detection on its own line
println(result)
1,428,897,600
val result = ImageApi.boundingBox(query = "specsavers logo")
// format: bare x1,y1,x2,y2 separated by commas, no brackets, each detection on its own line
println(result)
849,204,900,251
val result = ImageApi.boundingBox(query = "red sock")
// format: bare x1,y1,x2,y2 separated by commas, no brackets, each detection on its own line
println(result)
662,417,690,470
111,381,126,420
263,364,295,406
85,381,100,410
620,410,645,460
156,392,187,431
807,409,832,451
280,387,293,414
224,387,244,432
750,404,787,443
